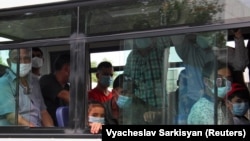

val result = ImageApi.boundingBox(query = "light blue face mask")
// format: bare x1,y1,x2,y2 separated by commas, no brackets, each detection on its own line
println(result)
88,116,105,124
134,38,152,49
100,75,113,87
231,102,249,116
209,79,231,98
116,95,132,108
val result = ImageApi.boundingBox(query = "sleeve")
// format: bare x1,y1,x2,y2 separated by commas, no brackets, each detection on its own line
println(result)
39,75,63,101
229,37,249,71
0,77,16,116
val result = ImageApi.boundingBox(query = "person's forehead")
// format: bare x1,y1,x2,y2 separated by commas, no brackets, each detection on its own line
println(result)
10,49,30,56
100,67,113,74
217,67,231,77
32,50,42,55
89,107,104,114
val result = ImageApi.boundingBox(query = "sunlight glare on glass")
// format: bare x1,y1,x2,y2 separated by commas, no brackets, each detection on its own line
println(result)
0,0,69,9
0,37,12,42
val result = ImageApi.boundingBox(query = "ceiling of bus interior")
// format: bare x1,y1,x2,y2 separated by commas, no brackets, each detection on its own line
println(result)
0,0,250,43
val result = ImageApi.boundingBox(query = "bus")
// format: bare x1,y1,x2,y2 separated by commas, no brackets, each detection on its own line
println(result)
0,0,250,140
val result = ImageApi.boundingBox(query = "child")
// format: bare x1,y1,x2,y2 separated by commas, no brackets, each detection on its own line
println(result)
225,83,250,125
88,101,105,134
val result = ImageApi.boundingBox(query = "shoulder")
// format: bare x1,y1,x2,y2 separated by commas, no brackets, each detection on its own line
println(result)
40,73,55,82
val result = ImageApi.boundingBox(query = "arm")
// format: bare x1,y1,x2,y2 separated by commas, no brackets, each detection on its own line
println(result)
41,110,54,127
57,89,70,103
89,122,102,134
230,29,249,71
6,113,35,127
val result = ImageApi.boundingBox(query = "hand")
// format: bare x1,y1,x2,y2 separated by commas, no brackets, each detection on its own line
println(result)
89,122,102,134
143,111,160,123
28,122,35,127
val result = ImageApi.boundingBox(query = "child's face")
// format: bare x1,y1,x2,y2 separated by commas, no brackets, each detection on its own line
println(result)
227,95,248,111
89,106,105,118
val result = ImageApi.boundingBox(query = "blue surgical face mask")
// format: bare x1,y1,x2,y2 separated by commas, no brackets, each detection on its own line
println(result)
100,75,112,87
116,95,132,108
88,116,105,124
231,102,249,116
134,38,152,49
209,79,231,98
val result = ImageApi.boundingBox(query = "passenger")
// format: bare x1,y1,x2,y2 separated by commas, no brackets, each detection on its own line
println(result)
0,48,54,127
104,74,153,125
143,69,188,124
88,61,114,103
39,53,70,126
187,61,234,125
88,101,105,134
123,20,171,111
225,83,250,125
171,29,248,124
175,69,189,124
32,47,44,79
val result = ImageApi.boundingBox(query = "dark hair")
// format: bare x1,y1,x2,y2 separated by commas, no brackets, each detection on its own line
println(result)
97,61,112,72
113,74,135,95
177,69,187,86
202,61,233,79
32,47,43,56
54,53,70,71
88,101,105,114
113,74,123,89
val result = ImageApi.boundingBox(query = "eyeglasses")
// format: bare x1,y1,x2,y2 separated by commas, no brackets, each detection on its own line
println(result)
215,77,232,87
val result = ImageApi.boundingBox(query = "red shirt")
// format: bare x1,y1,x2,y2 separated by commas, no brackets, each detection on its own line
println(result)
88,87,113,103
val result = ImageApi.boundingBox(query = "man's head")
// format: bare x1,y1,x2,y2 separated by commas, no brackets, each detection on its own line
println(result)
202,61,233,99
7,48,32,77
32,47,44,68
54,53,70,83
225,83,250,116
96,61,114,88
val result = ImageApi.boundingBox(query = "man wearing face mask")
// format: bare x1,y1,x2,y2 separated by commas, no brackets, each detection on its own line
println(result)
88,61,114,103
32,47,44,79
124,20,171,111
225,83,250,125
0,48,54,127
187,61,234,125
104,74,153,125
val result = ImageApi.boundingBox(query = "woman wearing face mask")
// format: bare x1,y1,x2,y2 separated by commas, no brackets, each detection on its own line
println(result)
225,83,250,125
88,101,105,134
187,61,234,125
104,74,154,125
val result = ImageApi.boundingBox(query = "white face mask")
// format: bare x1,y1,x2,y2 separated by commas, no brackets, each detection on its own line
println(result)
11,62,31,77
32,57,43,68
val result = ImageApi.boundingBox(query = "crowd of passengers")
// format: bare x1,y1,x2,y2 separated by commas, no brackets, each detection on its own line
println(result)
0,27,250,134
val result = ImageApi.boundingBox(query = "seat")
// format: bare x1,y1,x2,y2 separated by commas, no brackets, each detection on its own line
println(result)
56,106,69,127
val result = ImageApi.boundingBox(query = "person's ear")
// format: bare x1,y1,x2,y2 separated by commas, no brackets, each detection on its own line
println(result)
203,77,209,87
96,73,100,79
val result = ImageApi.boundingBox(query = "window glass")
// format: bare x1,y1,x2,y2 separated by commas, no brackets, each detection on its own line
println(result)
0,9,75,43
